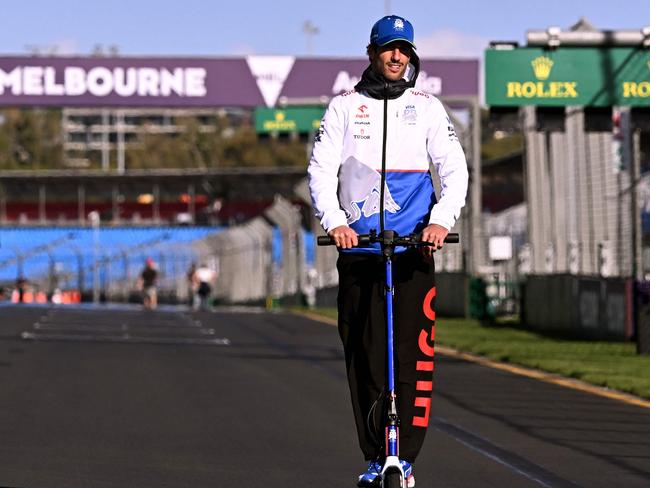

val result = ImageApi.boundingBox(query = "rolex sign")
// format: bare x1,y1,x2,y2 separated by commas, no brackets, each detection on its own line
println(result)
486,47,650,107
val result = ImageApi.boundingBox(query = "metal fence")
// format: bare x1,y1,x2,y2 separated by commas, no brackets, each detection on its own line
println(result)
164,195,307,305
522,106,637,278
192,195,306,304
475,106,647,330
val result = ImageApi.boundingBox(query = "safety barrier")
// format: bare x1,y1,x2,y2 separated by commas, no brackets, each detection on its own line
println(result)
522,274,634,340
190,195,312,306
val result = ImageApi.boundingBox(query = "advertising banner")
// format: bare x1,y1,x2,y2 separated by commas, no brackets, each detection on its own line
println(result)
280,58,479,101
486,47,650,107
0,55,479,108
0,56,264,108
254,106,325,133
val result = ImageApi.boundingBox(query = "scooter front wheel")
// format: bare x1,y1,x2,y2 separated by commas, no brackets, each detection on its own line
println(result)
383,471,402,488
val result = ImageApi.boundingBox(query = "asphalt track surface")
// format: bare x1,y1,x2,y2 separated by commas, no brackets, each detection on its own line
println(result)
0,305,649,488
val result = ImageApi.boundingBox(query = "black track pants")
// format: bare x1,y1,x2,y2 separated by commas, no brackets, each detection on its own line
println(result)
337,250,437,463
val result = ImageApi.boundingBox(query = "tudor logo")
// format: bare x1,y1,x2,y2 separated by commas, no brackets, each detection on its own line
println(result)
358,104,368,113
531,56,554,80
394,19,404,31
353,127,370,139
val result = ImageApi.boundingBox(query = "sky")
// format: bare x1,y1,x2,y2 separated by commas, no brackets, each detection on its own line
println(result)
1,0,649,59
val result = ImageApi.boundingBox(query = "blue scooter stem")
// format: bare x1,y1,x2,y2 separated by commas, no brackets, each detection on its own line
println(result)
386,258,395,394
385,256,399,458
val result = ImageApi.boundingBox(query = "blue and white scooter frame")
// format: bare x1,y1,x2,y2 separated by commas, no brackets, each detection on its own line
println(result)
318,230,459,488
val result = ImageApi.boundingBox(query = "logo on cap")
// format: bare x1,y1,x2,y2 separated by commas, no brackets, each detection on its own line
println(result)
370,15,415,49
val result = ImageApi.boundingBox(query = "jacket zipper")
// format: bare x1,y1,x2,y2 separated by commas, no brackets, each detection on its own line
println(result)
379,82,388,234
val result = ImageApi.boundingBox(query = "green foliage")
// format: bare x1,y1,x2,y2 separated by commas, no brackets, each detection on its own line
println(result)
219,127,307,168
0,109,309,170
0,108,63,169
125,122,308,169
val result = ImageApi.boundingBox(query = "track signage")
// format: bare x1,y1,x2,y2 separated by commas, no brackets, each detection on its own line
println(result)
486,47,650,107
0,56,479,108
254,107,325,134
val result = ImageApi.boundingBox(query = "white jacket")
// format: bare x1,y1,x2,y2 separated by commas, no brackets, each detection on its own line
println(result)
308,87,468,253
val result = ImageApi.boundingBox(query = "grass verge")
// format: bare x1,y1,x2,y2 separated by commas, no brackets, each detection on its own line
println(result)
295,307,650,400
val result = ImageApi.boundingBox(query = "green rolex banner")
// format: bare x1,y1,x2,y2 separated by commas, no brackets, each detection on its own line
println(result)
486,47,650,107
254,107,325,134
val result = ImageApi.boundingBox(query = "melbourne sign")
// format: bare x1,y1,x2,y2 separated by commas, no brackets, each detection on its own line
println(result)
0,56,478,108
0,56,264,108
0,65,207,97
486,47,650,107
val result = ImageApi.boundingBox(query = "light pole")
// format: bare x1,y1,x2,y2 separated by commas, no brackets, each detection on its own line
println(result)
302,21,319,56
89,210,101,304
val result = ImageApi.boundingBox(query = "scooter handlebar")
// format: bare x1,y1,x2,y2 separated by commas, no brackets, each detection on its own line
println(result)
317,232,459,246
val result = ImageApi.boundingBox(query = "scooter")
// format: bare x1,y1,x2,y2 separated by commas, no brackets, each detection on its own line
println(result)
318,229,459,488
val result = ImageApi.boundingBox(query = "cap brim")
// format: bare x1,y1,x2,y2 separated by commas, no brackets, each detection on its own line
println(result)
376,38,416,49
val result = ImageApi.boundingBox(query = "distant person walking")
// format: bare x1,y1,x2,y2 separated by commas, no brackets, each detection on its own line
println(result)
186,262,198,307
194,263,215,311
138,258,158,310
14,276,28,303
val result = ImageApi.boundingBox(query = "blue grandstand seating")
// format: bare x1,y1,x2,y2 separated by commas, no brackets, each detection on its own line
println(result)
0,227,222,289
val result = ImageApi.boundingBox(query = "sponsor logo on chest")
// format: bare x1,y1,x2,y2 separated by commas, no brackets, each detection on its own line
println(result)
355,104,370,119
353,127,370,140
403,104,417,125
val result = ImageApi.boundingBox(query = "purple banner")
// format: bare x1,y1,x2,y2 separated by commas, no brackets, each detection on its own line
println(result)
0,56,478,108
0,56,264,108
281,58,479,100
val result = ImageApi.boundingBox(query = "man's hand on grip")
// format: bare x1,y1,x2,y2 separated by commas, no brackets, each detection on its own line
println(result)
419,223,449,257
328,225,358,249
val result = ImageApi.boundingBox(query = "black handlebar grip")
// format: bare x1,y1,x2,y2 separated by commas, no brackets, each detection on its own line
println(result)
317,235,335,246
318,233,460,246
317,235,373,246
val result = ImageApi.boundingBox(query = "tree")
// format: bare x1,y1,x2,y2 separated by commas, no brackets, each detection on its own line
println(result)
0,109,310,170
0,108,63,169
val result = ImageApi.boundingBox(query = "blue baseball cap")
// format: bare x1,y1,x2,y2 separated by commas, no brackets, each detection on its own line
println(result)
370,15,416,49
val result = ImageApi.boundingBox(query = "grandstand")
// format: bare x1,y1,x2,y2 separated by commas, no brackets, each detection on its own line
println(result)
0,192,316,307
0,226,222,302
